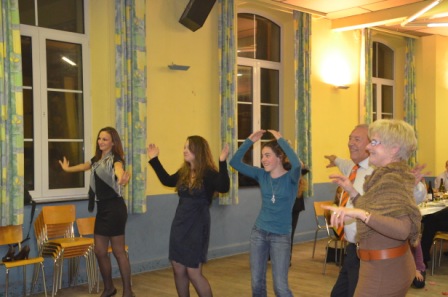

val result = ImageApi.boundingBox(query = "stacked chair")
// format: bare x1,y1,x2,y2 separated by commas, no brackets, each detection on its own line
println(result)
33,205,95,296
75,216,99,293
0,224,47,297
76,216,130,293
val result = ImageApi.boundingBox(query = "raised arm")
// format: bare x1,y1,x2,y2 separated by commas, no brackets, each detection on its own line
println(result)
229,131,264,179
147,143,178,187
59,156,91,172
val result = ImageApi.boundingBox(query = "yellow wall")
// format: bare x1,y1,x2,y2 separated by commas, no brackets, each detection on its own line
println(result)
90,0,115,134
416,35,448,175
311,18,361,182
89,0,448,194
145,1,221,194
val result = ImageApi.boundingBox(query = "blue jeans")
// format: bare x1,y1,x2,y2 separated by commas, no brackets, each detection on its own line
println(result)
250,226,293,297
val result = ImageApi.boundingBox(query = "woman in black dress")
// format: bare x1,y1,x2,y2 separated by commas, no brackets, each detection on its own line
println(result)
60,127,133,297
290,165,309,262
147,136,230,297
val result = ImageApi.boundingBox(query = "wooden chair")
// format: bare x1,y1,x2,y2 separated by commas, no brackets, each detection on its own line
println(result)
76,217,130,293
312,201,345,274
431,231,448,275
33,205,95,297
0,224,47,297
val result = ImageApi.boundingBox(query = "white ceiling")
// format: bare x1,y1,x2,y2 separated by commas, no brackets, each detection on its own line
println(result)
269,0,448,37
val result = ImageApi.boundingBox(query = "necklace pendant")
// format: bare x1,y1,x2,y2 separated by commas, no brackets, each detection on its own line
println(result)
271,194,276,204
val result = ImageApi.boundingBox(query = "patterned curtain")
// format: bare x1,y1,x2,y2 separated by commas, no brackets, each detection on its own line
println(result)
404,37,417,166
0,0,24,226
363,28,373,124
293,11,312,196
115,0,147,213
218,0,238,205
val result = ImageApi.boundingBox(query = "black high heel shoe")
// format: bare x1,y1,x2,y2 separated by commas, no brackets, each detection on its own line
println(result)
104,288,117,297
13,245,30,261
2,245,15,262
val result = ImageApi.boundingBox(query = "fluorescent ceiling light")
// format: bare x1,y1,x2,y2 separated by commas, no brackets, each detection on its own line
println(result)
428,22,448,27
430,12,448,19
404,22,448,27
62,56,76,66
401,0,442,27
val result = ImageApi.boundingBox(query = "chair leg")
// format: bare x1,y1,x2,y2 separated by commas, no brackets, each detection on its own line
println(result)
438,240,444,267
431,239,437,276
23,266,27,296
40,262,48,297
322,239,333,275
5,268,9,297
312,230,319,258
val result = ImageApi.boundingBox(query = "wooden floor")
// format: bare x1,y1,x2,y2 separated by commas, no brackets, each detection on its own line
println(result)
32,239,448,297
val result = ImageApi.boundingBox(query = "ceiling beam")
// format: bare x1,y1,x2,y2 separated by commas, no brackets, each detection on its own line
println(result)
240,0,326,16
331,1,433,31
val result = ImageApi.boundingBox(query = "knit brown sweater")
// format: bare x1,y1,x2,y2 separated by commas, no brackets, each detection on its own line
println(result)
354,161,422,246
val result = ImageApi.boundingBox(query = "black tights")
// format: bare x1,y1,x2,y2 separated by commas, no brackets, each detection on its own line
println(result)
171,260,212,297
95,234,133,297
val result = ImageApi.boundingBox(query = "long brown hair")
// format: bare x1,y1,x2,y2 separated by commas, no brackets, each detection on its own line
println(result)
177,135,217,190
93,127,125,164
298,173,309,198
262,140,291,170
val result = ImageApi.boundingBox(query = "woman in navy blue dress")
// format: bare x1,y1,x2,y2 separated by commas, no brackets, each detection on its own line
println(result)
147,136,230,297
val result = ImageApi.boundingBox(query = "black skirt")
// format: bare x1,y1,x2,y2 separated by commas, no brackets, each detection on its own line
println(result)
94,197,128,236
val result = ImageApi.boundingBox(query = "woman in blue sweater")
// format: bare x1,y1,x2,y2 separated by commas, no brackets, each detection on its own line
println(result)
230,129,301,297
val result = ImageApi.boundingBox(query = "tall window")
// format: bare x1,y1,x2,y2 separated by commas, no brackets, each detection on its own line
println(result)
372,42,394,120
19,0,91,202
237,13,281,186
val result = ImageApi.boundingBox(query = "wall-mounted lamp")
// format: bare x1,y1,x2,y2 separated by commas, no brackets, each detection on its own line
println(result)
168,63,190,71
335,85,350,90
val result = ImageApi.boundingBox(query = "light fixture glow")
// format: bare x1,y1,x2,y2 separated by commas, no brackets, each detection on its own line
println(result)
62,56,76,66
401,0,441,27
427,22,448,27
430,12,448,19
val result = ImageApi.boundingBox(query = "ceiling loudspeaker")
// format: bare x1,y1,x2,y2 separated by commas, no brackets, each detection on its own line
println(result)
179,0,217,32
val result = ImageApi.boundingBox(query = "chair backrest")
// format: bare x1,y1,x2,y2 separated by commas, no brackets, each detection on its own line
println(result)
41,205,76,239
313,201,334,229
76,217,95,237
0,225,23,246
42,204,76,224
313,201,333,217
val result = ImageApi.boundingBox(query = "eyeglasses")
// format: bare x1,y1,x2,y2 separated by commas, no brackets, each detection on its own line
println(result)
370,139,382,147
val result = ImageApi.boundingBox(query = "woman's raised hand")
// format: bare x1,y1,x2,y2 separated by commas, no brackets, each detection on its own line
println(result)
267,129,282,140
220,143,229,161
249,130,266,143
59,157,70,172
147,144,159,160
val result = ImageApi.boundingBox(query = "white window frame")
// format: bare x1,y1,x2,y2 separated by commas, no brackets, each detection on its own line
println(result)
236,11,283,168
372,78,395,120
20,16,92,203
237,58,282,167
372,41,395,120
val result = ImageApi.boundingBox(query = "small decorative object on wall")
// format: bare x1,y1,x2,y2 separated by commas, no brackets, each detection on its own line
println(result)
168,63,190,71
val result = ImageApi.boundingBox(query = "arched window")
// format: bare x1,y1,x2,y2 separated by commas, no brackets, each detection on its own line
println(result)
372,42,394,120
237,13,281,186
